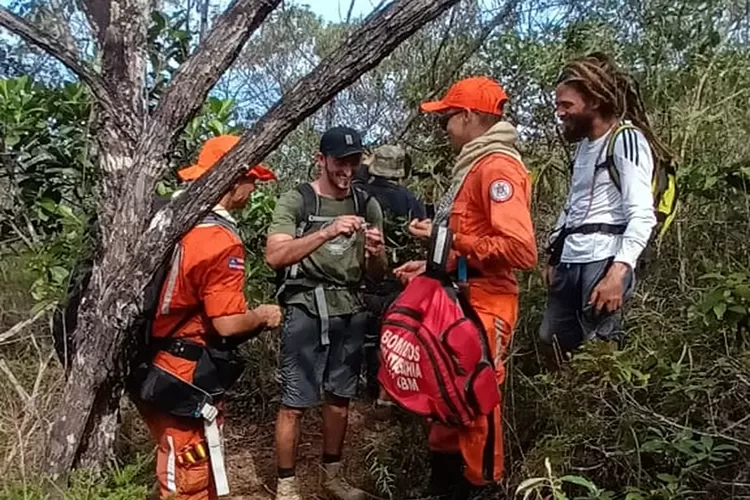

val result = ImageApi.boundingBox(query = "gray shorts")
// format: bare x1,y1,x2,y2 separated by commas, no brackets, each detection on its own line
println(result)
280,304,367,409
540,258,635,353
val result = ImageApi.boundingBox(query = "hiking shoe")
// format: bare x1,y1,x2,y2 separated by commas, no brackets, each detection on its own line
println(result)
321,462,368,500
275,476,303,500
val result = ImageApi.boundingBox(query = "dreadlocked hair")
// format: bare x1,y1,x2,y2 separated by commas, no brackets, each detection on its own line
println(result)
557,52,673,165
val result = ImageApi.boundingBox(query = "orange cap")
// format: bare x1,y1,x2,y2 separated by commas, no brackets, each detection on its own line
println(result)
420,76,508,116
177,135,276,182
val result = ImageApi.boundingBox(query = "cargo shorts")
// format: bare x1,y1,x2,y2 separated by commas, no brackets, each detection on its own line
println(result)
540,258,635,353
280,304,367,409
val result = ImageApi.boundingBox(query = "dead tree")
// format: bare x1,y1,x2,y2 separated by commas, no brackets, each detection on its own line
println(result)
0,0,462,477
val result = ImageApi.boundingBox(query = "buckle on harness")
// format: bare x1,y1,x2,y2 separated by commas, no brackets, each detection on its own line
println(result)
161,338,203,361
200,403,218,422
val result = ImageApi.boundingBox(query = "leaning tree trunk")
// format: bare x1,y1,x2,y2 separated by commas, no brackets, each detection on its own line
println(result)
2,0,464,476
43,0,283,472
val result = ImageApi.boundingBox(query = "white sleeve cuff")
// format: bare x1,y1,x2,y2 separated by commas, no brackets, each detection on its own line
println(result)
614,240,641,270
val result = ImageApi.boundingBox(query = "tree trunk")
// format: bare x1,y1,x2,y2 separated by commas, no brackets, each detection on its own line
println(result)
3,0,464,477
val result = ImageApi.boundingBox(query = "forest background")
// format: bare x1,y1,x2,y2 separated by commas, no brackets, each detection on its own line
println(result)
1,0,750,498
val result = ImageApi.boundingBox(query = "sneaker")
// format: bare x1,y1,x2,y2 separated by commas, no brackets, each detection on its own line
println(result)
321,462,368,500
275,476,303,500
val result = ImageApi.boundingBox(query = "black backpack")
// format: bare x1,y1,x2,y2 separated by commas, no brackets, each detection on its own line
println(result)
52,198,232,384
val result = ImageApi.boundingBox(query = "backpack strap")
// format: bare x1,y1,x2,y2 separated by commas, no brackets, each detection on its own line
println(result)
287,182,327,282
155,210,239,342
295,182,320,237
598,123,639,192
352,184,370,220
201,213,240,237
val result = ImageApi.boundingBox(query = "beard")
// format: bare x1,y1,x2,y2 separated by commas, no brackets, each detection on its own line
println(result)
561,111,594,143
323,163,352,191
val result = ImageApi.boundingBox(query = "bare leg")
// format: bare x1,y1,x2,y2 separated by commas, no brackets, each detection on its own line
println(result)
275,406,304,469
322,393,349,457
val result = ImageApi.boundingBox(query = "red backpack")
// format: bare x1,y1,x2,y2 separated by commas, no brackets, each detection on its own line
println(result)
377,274,499,427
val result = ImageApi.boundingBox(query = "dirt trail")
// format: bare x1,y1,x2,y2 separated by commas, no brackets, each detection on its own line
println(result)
223,400,378,499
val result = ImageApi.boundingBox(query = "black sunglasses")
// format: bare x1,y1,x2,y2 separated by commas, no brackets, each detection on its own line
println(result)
438,110,463,131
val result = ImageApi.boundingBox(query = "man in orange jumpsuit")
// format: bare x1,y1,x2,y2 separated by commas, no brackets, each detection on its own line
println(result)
395,77,537,498
138,135,282,500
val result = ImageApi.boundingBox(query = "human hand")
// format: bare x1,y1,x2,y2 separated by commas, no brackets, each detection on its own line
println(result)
254,304,282,329
322,215,363,240
589,262,629,314
393,260,426,284
365,226,385,257
408,219,432,240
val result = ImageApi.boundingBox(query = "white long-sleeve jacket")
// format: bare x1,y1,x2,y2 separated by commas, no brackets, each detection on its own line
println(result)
550,124,657,270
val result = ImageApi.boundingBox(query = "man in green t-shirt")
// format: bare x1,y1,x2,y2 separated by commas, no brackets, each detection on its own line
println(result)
265,126,387,500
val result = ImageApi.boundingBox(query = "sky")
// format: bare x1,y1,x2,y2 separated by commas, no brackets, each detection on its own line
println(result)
293,0,376,22
0,0,377,20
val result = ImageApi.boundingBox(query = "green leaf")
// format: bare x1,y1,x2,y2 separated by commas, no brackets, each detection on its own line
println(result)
561,475,597,491
4,133,20,147
30,300,54,316
697,272,725,281
713,302,727,319
49,266,69,284
30,278,46,301
728,305,747,315
37,198,59,214
56,204,76,219
208,118,225,135
516,477,547,499
640,439,664,452
208,96,223,114
734,284,750,300
657,473,678,484
713,444,739,452
701,288,726,310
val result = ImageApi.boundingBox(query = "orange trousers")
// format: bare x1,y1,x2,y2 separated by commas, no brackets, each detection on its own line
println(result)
428,288,518,486
139,404,224,500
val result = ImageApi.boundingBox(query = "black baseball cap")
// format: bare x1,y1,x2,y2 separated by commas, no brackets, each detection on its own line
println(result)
319,126,364,158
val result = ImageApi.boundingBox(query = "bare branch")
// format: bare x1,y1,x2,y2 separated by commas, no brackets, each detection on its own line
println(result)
0,7,118,118
0,359,31,402
394,0,520,140
430,7,458,86
345,0,356,23
199,0,209,41
620,388,750,448
0,304,56,345
78,0,111,44
143,0,282,167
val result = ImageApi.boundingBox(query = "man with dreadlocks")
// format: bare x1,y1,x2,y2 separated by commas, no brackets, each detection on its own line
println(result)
541,52,670,363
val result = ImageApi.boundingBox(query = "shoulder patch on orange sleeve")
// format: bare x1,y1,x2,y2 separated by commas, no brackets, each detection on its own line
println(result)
227,256,245,270
489,179,513,202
